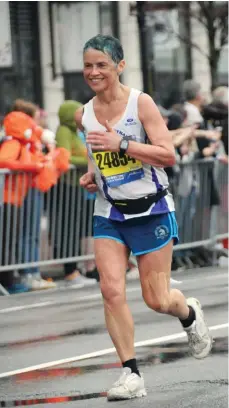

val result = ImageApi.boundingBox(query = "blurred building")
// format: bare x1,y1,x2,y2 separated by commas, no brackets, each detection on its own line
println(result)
0,1,227,130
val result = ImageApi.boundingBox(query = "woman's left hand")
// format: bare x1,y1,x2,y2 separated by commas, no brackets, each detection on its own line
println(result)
86,121,121,152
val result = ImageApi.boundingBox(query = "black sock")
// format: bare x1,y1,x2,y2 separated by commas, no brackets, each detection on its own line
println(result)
179,306,196,328
122,358,140,377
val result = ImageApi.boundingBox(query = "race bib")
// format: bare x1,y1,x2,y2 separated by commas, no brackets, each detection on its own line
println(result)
93,151,144,187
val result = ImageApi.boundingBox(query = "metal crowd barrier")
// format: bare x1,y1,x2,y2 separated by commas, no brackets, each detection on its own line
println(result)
172,158,228,250
0,158,228,293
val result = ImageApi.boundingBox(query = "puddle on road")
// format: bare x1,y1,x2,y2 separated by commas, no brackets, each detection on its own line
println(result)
0,327,105,350
13,336,227,382
0,392,106,406
0,337,227,406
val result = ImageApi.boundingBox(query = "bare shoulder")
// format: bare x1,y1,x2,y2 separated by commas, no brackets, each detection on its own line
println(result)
137,92,173,148
138,93,159,121
75,106,84,130
138,92,154,105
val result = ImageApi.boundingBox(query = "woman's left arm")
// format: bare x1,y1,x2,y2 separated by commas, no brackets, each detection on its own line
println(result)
126,93,176,167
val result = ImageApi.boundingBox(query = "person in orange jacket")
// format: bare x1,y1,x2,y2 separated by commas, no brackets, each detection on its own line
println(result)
0,103,69,293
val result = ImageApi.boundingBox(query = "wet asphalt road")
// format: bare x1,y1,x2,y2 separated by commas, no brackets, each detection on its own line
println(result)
0,266,228,407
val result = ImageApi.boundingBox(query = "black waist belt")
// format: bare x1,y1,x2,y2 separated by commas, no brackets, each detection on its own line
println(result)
107,189,168,215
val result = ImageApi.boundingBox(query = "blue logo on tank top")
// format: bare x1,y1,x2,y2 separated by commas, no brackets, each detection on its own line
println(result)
125,117,137,126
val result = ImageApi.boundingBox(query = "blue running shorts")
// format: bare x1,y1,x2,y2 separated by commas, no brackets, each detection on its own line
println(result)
93,212,179,256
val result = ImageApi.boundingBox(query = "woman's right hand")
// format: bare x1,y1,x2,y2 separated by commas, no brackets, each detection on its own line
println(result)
79,171,98,193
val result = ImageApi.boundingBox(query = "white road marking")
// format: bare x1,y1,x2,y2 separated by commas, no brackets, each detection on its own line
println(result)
0,323,227,379
0,273,227,314
0,301,54,313
204,273,229,281
0,280,182,314
0,289,133,314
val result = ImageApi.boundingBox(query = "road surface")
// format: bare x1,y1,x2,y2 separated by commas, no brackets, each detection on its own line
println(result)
0,266,228,407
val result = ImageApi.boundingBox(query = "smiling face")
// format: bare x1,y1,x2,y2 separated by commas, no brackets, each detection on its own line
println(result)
83,49,125,93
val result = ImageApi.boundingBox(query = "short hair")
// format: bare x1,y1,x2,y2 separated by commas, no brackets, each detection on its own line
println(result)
183,80,201,101
12,99,38,118
83,34,124,64
212,86,228,106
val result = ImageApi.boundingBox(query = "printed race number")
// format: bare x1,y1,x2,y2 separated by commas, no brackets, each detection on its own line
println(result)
95,152,137,171
92,150,144,187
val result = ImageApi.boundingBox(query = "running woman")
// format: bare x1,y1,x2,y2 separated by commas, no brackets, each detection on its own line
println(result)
76,34,212,401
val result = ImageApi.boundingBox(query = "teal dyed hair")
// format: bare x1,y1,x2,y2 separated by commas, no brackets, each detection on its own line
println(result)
83,34,124,64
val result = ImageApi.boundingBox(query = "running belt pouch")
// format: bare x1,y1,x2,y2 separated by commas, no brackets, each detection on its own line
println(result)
107,189,168,214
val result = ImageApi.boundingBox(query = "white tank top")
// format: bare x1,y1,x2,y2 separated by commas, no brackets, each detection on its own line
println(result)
82,88,175,221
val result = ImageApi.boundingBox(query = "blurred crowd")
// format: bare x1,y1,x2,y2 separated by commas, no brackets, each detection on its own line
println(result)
160,82,228,271
0,80,228,294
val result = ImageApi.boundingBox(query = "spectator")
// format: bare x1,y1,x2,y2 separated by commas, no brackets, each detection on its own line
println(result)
182,80,222,159
202,87,228,243
203,86,228,157
203,87,228,124
182,80,221,140
53,100,97,286
158,104,197,195
182,80,221,246
183,80,205,127
9,100,56,292
158,104,196,148
176,135,200,242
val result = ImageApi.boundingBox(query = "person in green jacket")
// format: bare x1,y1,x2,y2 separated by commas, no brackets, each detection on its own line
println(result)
52,100,97,286
56,100,88,167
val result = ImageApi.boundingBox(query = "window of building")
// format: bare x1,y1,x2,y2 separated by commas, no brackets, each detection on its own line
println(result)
50,1,118,102
0,2,42,115
217,45,228,86
144,3,191,108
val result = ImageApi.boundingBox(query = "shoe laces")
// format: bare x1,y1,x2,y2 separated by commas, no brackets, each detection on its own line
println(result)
187,323,207,351
188,330,202,344
114,371,138,388
114,373,128,387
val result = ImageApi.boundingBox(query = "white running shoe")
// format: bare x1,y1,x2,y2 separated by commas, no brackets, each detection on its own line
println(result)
65,271,97,288
185,297,213,359
126,267,139,281
31,278,57,290
22,274,57,290
107,367,147,401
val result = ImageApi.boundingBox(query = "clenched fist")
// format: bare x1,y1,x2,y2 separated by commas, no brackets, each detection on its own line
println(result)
79,171,98,193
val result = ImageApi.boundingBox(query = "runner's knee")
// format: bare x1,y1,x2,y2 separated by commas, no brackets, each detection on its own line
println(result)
100,280,125,307
143,291,170,314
